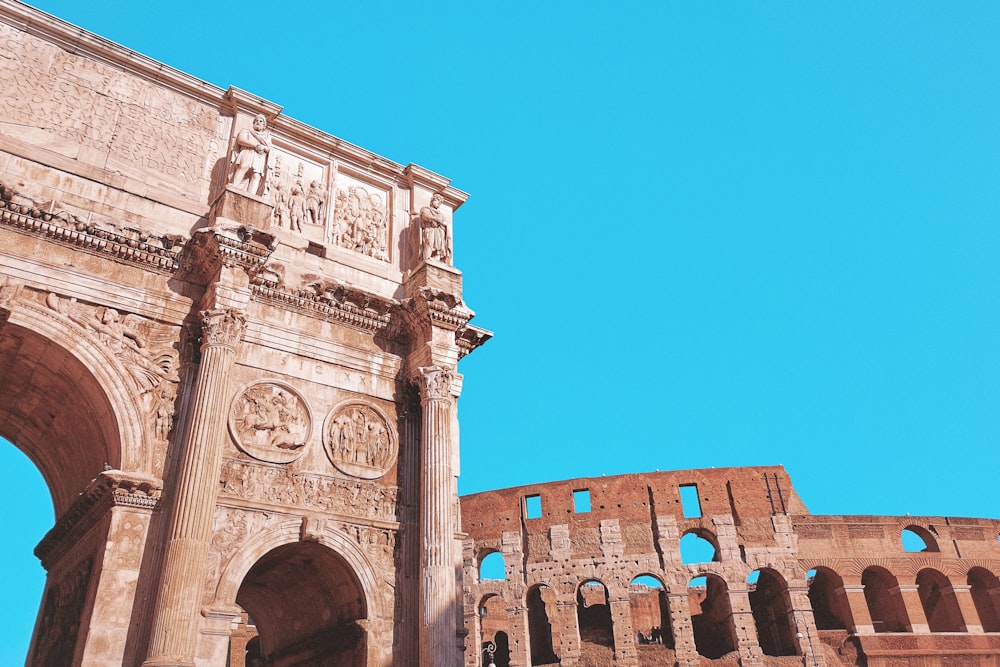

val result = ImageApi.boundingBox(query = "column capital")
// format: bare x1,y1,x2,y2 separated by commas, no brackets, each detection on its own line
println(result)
413,365,458,401
199,308,247,350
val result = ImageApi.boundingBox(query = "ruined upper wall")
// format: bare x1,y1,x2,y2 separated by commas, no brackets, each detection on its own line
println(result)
0,1,467,300
461,466,808,560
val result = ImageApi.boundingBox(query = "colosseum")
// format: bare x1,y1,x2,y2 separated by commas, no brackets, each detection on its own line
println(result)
460,467,1000,667
0,2,998,667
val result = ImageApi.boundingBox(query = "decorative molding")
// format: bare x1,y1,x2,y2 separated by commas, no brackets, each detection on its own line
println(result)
0,188,184,272
35,471,162,568
249,277,396,336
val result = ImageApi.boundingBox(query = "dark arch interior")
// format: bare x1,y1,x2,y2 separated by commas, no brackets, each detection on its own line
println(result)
0,323,121,518
237,542,368,667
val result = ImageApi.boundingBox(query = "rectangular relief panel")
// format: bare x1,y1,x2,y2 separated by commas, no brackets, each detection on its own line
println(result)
330,167,394,263
268,145,329,246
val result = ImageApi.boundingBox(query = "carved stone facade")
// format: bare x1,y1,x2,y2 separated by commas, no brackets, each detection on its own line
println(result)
460,467,1000,667
0,4,487,667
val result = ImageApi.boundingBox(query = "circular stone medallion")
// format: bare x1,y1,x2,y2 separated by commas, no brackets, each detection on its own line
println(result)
323,402,397,479
228,382,312,463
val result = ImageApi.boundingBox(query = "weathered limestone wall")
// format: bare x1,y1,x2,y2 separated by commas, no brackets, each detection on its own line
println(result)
460,467,1000,667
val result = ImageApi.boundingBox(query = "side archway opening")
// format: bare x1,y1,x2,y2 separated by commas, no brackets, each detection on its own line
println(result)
862,566,910,633
916,568,965,632
689,574,738,659
236,541,368,667
629,575,674,650
807,567,853,631
577,580,614,662
748,568,797,656
968,567,1000,632
526,585,559,665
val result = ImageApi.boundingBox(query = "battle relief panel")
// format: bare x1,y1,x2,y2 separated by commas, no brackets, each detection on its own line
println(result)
228,381,313,464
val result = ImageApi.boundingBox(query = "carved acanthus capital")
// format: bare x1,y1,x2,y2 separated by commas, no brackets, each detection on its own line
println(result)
199,308,247,349
414,366,455,401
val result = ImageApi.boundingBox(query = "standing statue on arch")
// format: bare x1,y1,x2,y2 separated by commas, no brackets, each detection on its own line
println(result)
228,113,273,196
412,192,451,264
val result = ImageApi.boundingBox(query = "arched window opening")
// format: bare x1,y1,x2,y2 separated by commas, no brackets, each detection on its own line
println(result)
902,526,939,553
479,551,506,581
527,585,559,665
689,574,738,659
629,575,674,649
577,580,614,663
807,567,853,631
2,438,54,665
916,569,965,632
680,531,718,565
862,567,910,633
968,567,1000,632
747,569,797,656
480,596,510,667
484,631,510,667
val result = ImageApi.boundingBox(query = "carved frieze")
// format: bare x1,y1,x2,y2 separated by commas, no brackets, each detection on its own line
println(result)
228,381,312,463
219,459,399,522
323,402,398,480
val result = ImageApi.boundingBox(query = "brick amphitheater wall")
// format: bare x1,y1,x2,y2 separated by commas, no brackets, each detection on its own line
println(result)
460,466,1000,667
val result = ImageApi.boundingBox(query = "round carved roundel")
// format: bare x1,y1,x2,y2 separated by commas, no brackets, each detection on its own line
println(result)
228,382,312,464
323,401,397,479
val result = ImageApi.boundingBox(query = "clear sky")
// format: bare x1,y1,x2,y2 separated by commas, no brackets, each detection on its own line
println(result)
3,1,1000,662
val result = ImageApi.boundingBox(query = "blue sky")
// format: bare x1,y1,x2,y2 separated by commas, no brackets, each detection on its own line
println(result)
3,1,1000,662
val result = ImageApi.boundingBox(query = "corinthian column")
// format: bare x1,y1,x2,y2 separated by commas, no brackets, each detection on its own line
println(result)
144,308,247,667
415,365,461,667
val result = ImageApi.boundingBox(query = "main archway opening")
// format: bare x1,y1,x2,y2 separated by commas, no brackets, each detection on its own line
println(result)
0,440,52,665
236,541,368,667
1,322,127,664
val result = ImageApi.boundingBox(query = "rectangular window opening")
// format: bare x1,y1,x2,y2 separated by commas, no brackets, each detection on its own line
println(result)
525,494,542,519
573,489,591,513
680,484,702,518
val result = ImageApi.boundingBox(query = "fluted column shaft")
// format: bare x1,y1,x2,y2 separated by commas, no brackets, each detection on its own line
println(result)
144,308,246,667
416,366,460,667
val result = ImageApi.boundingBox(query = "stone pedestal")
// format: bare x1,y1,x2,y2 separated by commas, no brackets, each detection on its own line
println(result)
211,185,275,231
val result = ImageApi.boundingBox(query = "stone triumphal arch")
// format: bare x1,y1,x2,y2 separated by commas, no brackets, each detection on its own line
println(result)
5,4,1000,667
0,2,489,665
